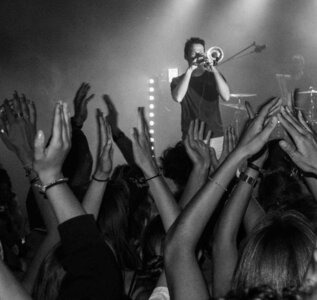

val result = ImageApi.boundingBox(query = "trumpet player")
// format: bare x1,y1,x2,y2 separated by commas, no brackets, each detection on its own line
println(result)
171,37,230,142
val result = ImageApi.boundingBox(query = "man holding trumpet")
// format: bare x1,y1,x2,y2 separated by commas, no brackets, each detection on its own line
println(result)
171,37,230,154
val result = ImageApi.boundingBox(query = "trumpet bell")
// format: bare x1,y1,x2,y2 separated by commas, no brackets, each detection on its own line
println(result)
206,47,224,65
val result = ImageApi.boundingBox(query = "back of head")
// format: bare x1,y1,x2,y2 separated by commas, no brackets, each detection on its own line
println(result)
160,141,192,190
232,210,315,294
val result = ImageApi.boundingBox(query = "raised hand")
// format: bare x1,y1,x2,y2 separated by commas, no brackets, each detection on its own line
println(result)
184,119,212,171
210,126,237,172
237,98,280,157
94,109,113,180
278,106,317,174
72,83,94,128
102,95,119,135
34,102,71,184
0,93,37,165
131,107,158,177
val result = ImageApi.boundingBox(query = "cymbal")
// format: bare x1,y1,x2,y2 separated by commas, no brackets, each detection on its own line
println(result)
220,102,246,110
230,93,257,98
297,90,317,94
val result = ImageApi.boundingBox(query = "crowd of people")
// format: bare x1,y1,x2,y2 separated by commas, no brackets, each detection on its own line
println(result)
1,52,317,299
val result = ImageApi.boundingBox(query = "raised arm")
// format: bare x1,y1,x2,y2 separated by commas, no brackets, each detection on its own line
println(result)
164,98,279,300
82,109,113,219
0,93,60,293
103,95,134,164
131,107,179,230
179,119,212,207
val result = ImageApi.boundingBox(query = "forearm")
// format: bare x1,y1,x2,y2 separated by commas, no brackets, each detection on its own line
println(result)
148,176,180,231
243,194,265,234
44,182,86,224
211,67,230,101
179,166,209,208
172,69,192,102
112,130,135,164
82,179,108,219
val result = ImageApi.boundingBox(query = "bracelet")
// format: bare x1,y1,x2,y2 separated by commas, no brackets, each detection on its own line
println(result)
208,177,228,192
34,178,69,194
247,162,263,176
92,175,110,182
144,173,161,182
239,172,257,187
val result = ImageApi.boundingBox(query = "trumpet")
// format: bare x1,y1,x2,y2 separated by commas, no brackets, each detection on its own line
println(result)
195,46,224,68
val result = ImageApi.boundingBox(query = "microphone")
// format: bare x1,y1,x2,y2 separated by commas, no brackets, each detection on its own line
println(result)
254,44,266,53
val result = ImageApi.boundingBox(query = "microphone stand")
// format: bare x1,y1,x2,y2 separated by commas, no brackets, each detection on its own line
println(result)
219,41,256,66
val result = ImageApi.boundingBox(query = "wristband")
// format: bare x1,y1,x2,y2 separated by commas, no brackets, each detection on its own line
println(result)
247,162,263,175
239,172,257,187
144,174,161,182
92,175,110,182
34,178,69,194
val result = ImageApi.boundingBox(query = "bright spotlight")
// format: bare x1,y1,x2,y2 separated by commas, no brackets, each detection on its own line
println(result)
149,95,155,101
149,104,155,109
149,120,155,126
149,78,155,84
149,112,155,117
149,87,155,92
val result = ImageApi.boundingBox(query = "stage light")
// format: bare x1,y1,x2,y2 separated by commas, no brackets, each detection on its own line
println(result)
149,104,155,109
149,87,155,92
149,95,155,101
150,137,155,142
151,146,155,150
149,78,155,84
149,129,154,134
149,112,155,117
149,120,155,126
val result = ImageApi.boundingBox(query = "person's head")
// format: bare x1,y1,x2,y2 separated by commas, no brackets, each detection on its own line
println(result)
160,141,192,192
291,54,305,74
232,210,315,294
184,37,205,64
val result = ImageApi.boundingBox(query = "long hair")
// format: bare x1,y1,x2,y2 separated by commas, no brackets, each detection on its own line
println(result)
232,210,315,294
97,179,141,271
32,244,66,300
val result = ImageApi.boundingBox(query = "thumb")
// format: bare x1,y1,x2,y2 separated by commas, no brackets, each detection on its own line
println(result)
34,130,45,160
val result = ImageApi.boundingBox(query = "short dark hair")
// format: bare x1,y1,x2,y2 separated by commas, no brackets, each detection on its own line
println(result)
184,37,205,60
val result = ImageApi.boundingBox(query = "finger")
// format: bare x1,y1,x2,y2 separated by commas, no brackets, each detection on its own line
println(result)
257,97,279,122
222,127,229,154
62,103,71,146
298,110,313,133
13,91,22,114
21,94,30,119
4,99,15,124
204,130,212,145
137,107,145,135
278,112,302,139
245,101,255,119
209,147,219,168
187,120,195,146
193,119,199,140
51,102,63,146
281,106,306,134
198,121,205,141
28,100,37,129
96,109,105,155
34,130,45,161
131,127,140,149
